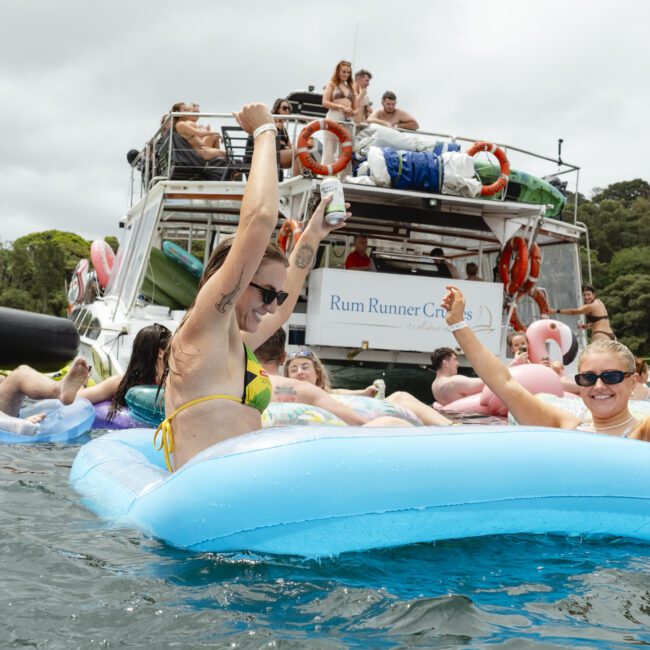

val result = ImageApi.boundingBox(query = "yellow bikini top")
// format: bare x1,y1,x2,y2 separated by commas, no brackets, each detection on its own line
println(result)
154,345,272,472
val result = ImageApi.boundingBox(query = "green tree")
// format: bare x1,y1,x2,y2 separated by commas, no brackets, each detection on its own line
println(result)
592,179,650,204
603,246,650,286
0,287,36,311
600,274,650,354
104,236,119,253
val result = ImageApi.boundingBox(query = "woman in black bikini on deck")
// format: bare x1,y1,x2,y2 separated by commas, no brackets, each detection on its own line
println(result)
551,284,615,341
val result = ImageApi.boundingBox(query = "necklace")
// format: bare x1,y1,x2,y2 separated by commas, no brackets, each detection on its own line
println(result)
589,414,635,432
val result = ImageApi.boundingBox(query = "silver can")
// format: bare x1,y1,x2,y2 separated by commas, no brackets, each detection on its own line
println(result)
320,177,347,226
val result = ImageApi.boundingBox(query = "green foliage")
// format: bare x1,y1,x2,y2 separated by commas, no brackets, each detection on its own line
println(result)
104,236,119,253
603,247,650,286
0,287,37,311
0,230,91,315
591,178,650,204
600,274,650,354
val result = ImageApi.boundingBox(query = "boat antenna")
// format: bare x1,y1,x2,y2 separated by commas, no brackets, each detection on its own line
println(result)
352,21,359,69
557,138,564,167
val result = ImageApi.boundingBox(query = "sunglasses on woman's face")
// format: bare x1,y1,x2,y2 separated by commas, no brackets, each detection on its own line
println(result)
574,370,633,387
249,281,289,306
278,104,292,112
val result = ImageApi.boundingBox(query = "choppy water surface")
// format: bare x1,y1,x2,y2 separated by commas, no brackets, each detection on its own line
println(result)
2,433,650,649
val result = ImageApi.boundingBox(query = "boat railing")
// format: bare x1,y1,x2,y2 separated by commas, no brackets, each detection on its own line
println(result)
127,110,581,223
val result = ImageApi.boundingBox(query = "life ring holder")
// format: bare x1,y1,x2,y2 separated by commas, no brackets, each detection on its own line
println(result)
297,119,353,176
499,236,529,295
277,219,303,254
467,141,510,197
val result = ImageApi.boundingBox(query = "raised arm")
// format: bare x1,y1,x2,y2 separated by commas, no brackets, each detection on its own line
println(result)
442,286,579,429
185,104,279,335
244,195,348,349
78,374,122,404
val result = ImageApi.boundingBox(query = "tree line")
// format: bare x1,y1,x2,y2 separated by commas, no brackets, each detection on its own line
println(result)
0,231,118,316
0,178,648,354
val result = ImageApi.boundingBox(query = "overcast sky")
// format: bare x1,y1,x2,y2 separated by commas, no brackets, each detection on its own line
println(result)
1,0,648,244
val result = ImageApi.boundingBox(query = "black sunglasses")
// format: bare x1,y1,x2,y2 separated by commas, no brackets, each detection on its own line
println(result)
249,281,289,306
574,370,633,387
278,104,292,112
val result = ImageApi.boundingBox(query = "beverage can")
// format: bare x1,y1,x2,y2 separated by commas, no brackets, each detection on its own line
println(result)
373,379,386,400
320,177,347,226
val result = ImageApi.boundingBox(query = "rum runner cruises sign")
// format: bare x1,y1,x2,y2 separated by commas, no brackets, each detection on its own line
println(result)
306,269,503,353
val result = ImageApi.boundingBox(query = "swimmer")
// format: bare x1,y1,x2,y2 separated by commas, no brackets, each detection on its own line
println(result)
430,347,484,407
79,324,171,422
442,285,650,441
0,357,90,434
284,346,450,426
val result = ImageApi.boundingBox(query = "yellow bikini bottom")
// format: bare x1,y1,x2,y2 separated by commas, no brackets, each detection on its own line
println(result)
153,394,241,472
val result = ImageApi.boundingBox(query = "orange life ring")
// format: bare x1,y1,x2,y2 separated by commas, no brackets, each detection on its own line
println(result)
499,236,529,295
467,141,510,196
509,288,551,333
520,243,542,295
297,119,353,176
277,220,303,254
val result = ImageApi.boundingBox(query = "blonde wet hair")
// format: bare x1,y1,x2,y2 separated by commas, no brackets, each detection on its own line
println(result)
578,339,635,373
284,349,331,391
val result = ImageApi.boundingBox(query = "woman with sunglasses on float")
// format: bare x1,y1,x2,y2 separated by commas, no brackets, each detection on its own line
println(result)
284,350,451,426
156,103,352,471
442,286,650,441
155,103,291,471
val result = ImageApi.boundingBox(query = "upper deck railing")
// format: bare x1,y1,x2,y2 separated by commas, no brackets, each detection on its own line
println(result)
127,108,581,223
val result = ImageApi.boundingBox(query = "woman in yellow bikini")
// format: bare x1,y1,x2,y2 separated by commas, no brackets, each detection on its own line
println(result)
156,103,289,471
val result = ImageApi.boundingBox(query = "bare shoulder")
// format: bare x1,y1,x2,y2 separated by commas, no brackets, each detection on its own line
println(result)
630,417,650,442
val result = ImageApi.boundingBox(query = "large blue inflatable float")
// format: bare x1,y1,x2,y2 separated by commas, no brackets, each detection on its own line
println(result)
70,425,650,556
0,398,95,444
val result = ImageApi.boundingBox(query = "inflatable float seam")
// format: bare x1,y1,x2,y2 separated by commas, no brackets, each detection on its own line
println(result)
180,494,650,550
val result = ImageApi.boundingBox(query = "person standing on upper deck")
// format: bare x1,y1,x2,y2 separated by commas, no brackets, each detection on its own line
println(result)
353,69,373,124
322,60,357,178
367,91,419,130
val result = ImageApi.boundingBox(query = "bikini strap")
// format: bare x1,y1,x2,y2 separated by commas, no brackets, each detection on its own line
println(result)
153,394,241,473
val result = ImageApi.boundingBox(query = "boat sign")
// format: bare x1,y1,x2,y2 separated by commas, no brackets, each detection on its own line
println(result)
306,269,503,353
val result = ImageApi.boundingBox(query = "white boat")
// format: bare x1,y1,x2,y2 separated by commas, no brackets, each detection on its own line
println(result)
69,95,587,383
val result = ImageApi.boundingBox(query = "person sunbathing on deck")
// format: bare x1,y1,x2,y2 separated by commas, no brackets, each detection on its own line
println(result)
0,357,90,435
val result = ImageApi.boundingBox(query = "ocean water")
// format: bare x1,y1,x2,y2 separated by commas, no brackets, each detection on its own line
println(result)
2,433,650,649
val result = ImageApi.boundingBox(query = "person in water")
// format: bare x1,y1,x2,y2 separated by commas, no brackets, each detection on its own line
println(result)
0,357,90,434
79,324,171,422
152,103,288,471
430,347,484,406
551,284,615,341
442,285,650,441
254,329,385,426
284,348,450,426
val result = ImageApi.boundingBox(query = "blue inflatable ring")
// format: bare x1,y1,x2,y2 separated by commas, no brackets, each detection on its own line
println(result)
70,425,650,556
1,398,95,444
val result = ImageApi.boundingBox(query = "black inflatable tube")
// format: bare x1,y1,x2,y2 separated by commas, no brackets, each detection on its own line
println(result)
0,307,79,371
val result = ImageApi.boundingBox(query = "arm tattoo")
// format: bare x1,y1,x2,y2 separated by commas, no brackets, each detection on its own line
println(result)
274,384,298,402
215,265,245,313
295,244,315,270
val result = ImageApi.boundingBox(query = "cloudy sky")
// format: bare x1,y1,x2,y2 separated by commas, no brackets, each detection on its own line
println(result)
1,0,647,243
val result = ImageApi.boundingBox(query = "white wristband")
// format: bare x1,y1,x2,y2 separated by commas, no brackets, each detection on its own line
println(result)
447,321,468,332
253,123,278,139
